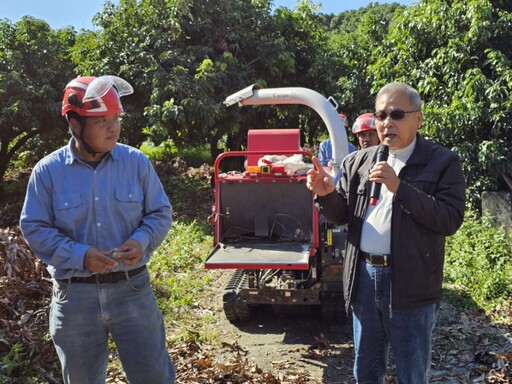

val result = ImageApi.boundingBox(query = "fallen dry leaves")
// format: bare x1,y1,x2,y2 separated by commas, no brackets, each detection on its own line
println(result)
0,227,59,382
170,339,315,383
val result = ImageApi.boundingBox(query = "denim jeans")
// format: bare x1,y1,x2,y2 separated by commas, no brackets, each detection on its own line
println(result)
351,260,439,384
50,268,176,384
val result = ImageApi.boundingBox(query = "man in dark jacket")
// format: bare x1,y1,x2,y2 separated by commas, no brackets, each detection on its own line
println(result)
306,82,465,383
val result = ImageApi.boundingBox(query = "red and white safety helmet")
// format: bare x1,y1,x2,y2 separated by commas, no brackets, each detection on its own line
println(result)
62,75,133,117
352,112,376,134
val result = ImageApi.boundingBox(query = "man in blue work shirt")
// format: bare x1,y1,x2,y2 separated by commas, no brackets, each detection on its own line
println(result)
20,75,176,384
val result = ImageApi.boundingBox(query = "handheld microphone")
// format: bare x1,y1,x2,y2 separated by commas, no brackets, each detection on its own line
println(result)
369,145,389,206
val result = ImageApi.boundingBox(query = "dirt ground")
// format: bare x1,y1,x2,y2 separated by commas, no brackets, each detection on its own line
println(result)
197,271,512,384
207,292,354,383
2,162,511,383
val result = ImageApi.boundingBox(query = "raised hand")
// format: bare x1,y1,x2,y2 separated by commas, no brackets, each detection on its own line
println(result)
306,156,336,197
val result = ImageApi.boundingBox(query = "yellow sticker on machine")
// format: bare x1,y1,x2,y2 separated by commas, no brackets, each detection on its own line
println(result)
327,228,332,246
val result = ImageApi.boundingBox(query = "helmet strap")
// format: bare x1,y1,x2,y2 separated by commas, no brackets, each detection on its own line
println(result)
67,114,100,158
78,129,99,158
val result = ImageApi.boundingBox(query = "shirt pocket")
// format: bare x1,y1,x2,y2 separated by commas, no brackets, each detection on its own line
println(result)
54,193,84,227
55,193,82,210
112,185,145,234
403,171,439,194
115,186,144,203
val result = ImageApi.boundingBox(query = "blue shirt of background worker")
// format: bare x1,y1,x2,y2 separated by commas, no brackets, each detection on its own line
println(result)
318,113,356,170
318,139,356,167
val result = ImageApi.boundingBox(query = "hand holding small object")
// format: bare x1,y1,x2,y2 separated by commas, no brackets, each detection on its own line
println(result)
84,247,118,273
110,239,143,266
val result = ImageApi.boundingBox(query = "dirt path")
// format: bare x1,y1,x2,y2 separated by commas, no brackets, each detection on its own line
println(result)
201,271,512,383
210,303,353,383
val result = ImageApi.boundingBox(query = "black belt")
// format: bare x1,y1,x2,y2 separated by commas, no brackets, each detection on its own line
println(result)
71,265,146,284
360,252,390,267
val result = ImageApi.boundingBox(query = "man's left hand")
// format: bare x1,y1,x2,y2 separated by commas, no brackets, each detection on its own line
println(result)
110,239,143,266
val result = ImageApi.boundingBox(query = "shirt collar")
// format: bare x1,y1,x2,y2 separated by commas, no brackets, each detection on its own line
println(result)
65,138,79,165
65,138,119,164
110,144,120,160
390,136,417,162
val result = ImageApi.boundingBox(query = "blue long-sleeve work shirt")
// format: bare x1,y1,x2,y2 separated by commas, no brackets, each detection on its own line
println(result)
318,139,356,184
318,139,356,167
20,140,172,280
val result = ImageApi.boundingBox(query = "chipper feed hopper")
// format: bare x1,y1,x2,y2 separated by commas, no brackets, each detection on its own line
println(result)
205,85,351,322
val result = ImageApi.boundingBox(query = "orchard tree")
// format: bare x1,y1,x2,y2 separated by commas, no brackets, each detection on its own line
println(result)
72,0,342,160
327,3,406,124
71,0,187,148
369,0,512,208
0,17,75,195
72,0,294,158
270,0,343,145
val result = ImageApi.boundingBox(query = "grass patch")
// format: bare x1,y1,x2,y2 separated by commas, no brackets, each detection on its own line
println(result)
140,139,178,161
148,220,216,342
442,285,483,312
140,141,211,167
180,146,212,168
149,153,217,342
444,210,512,322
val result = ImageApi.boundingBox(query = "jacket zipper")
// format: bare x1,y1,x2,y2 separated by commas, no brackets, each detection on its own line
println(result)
389,191,398,319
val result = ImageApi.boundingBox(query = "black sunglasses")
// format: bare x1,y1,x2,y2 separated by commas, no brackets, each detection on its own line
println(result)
373,109,420,121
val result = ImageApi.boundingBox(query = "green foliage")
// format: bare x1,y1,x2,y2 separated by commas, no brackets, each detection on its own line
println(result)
180,146,212,168
1,342,23,376
445,211,512,319
328,3,406,122
148,221,213,331
369,0,512,208
71,0,347,158
0,342,40,380
139,139,178,161
0,17,75,194
271,0,345,144
3,0,512,216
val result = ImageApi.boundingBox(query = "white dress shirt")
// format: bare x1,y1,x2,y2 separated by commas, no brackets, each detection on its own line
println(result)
360,138,416,254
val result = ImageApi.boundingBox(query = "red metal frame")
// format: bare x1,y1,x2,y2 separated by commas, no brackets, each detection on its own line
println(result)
212,150,320,256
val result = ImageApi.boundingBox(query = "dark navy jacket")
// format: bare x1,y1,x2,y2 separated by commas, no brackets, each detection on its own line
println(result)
316,134,465,312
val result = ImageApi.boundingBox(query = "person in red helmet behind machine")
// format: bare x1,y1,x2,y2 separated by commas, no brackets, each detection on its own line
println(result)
352,112,380,149
20,75,176,383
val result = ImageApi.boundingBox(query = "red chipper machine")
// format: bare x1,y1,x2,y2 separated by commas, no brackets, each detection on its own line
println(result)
205,85,351,322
